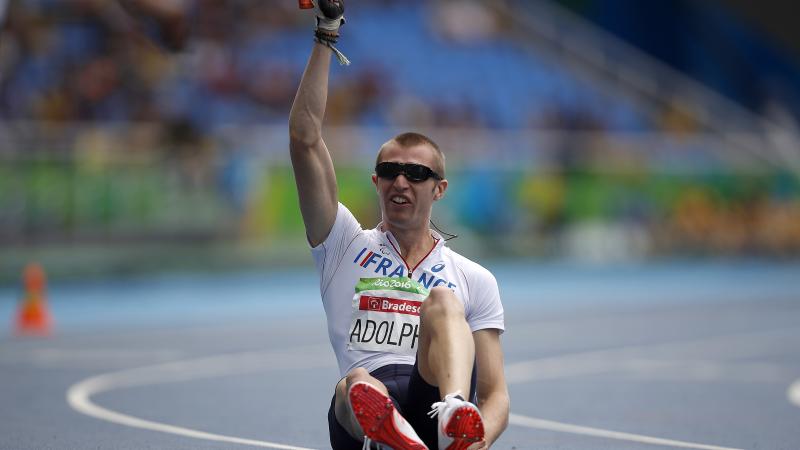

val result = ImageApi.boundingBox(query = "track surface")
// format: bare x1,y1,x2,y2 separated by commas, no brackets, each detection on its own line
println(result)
1,262,799,449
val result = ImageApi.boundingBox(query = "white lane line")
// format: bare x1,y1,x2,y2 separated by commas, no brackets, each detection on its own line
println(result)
0,348,184,367
67,346,332,450
509,414,745,450
30,348,185,368
788,379,800,408
506,326,799,383
505,328,799,449
66,328,797,449
616,359,790,383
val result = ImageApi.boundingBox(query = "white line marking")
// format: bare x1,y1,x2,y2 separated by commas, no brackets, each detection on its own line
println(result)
506,327,798,383
509,414,745,450
617,359,789,383
1,348,181,365
66,328,797,449
33,348,182,359
67,346,332,450
67,387,314,450
788,379,800,408
29,348,185,368
505,328,799,448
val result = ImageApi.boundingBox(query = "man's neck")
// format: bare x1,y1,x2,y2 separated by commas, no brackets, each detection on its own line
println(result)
383,223,437,264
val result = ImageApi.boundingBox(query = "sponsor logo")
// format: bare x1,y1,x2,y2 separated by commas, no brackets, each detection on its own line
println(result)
359,295,422,316
431,263,445,272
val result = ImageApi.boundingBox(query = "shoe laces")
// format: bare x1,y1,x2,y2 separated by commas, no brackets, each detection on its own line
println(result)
362,436,387,450
362,436,373,450
427,390,463,419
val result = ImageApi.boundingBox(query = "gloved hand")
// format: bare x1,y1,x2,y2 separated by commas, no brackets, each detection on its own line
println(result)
311,0,350,66
314,0,345,35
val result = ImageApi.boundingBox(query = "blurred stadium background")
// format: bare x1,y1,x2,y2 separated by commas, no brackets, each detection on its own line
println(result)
2,1,800,449
1,0,799,282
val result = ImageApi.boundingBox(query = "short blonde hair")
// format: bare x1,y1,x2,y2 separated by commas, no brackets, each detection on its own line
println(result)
376,132,445,178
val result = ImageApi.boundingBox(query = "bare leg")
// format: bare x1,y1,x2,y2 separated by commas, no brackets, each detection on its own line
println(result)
417,286,475,399
334,367,390,440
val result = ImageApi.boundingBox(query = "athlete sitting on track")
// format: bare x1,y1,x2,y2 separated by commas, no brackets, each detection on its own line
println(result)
288,2,509,449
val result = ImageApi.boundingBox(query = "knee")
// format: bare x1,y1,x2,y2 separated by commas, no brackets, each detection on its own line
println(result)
336,368,370,404
344,367,370,387
421,286,465,320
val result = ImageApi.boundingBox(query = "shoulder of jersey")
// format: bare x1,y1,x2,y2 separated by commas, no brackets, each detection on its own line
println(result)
442,247,496,282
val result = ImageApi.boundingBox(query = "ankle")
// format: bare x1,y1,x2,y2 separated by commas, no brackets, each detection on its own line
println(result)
442,390,467,402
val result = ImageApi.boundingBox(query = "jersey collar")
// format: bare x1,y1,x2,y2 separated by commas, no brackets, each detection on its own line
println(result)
376,223,445,278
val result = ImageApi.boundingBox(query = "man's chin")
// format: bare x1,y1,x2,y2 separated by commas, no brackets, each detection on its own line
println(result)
383,211,420,229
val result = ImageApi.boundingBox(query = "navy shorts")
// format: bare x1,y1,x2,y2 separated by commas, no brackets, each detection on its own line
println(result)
327,361,477,450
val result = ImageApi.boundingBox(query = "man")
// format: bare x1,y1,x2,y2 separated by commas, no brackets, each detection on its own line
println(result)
288,2,509,449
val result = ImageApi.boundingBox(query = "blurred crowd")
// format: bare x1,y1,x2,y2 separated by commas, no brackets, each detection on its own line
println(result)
1,0,799,261
0,0,640,132
0,0,306,126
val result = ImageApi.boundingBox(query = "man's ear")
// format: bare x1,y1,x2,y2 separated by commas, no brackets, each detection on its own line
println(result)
433,179,448,201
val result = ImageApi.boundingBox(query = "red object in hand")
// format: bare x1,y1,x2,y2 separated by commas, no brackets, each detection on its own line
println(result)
299,0,313,9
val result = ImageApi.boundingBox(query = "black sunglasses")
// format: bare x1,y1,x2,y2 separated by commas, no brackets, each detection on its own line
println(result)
375,162,443,182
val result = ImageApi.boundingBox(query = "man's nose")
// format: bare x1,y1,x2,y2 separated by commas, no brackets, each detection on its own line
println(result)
392,174,411,188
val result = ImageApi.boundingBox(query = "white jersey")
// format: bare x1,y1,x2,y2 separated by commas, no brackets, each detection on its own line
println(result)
311,203,505,377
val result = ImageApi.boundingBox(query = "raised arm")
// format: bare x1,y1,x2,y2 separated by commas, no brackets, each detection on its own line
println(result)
289,42,338,247
473,328,510,448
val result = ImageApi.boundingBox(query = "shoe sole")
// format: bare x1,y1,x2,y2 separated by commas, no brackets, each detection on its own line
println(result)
443,405,485,450
348,382,428,450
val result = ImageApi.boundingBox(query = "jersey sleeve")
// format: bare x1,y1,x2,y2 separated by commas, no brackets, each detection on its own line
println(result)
310,202,363,294
465,268,505,334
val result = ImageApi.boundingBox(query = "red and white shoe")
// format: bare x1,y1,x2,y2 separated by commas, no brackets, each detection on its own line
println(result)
428,392,485,450
348,381,429,450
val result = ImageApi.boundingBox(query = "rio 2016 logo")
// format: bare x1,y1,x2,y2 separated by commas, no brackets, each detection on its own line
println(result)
374,279,414,290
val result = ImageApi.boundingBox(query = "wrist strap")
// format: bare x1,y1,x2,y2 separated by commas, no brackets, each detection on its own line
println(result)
314,33,350,66
314,14,349,66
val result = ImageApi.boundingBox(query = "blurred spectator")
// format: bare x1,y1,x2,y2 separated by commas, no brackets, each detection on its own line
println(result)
657,97,700,136
433,0,499,44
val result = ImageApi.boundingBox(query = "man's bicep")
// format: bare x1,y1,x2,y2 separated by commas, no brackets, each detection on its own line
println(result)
290,138,339,246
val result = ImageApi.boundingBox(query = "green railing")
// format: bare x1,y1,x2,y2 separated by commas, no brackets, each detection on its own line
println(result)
2,125,798,279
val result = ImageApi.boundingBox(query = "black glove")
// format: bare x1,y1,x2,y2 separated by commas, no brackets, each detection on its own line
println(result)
314,0,345,38
312,0,350,66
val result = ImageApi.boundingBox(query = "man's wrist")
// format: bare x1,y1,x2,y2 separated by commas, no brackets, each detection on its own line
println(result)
314,27,339,44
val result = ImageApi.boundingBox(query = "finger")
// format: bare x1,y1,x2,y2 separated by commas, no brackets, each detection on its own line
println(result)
466,440,487,450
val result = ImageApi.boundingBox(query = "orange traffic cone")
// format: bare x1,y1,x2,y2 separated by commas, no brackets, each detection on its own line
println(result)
14,263,53,337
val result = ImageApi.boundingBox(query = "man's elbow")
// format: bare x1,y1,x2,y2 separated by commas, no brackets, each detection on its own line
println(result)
288,125,322,152
479,389,510,422
288,109,322,147
497,391,511,428
479,389,510,445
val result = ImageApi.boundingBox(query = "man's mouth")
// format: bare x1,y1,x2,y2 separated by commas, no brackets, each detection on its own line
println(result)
390,195,410,205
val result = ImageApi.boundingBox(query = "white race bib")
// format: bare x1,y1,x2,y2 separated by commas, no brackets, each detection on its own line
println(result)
347,277,429,355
